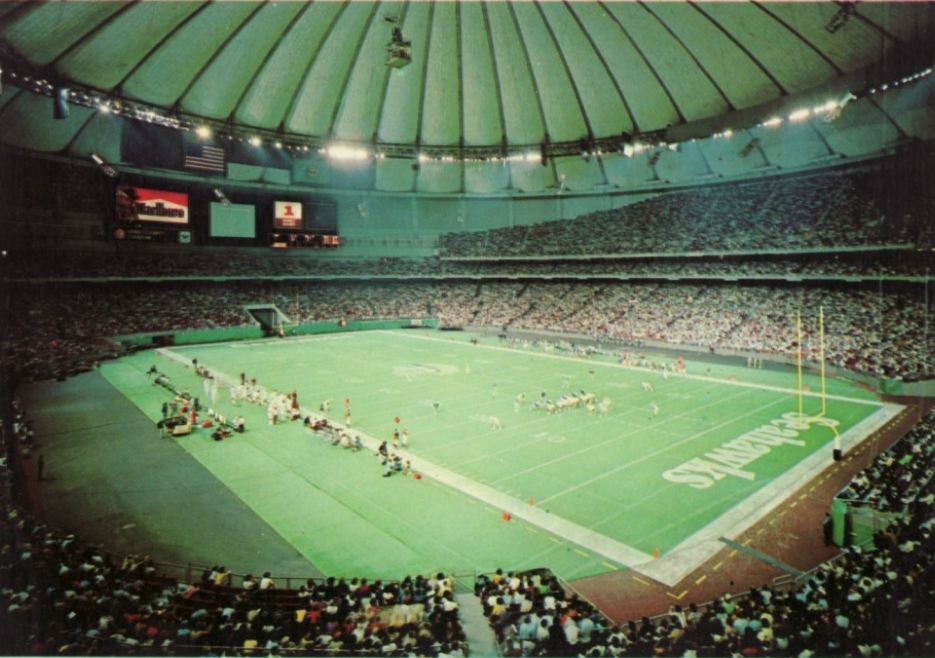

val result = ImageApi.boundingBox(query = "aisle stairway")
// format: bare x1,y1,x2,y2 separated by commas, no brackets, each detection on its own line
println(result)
455,592,500,657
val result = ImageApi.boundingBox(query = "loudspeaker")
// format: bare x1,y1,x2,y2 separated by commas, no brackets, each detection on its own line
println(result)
53,87,69,120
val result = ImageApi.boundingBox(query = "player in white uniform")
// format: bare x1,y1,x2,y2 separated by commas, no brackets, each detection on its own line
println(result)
598,397,612,416
514,392,526,413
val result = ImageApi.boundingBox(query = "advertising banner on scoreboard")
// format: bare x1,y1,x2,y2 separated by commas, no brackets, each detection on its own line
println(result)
274,201,303,229
116,186,189,224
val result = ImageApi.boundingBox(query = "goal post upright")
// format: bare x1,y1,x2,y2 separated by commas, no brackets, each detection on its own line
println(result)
797,310,804,416
820,305,827,417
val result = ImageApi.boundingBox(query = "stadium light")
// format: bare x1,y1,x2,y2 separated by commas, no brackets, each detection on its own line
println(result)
90,153,117,178
249,136,262,147
325,143,370,161
788,108,811,122
195,125,212,140
760,117,782,128
213,188,231,206
813,100,839,115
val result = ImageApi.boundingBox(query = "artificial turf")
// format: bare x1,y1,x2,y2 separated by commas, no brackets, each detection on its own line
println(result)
101,329,885,582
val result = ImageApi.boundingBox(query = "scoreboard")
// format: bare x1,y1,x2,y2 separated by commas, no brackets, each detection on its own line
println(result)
270,198,338,248
270,232,340,248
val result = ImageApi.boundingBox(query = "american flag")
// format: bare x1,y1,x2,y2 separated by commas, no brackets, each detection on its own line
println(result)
184,141,226,174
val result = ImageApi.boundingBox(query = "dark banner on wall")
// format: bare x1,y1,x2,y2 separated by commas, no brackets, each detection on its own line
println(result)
120,122,183,170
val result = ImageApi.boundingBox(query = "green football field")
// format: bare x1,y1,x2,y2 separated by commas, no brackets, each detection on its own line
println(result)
101,329,892,583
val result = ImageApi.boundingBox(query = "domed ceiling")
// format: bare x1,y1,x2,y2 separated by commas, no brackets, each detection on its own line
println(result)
1,1,932,153
0,2,933,197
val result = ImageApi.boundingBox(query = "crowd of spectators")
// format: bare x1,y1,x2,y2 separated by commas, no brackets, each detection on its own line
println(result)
476,567,611,656
440,168,922,258
8,251,442,280
3,280,932,383
479,410,935,657
440,253,934,280
838,413,935,513
8,246,934,286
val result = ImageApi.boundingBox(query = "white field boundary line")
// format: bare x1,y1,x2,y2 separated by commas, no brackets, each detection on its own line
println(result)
378,330,885,408
636,402,905,587
155,348,654,569
223,334,358,348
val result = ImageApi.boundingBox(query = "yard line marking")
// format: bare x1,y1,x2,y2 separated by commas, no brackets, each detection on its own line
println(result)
712,561,724,571
493,386,754,487
380,330,885,407
537,391,784,505
602,561,617,570
695,575,707,585
418,370,688,463
667,590,688,600
573,548,590,559
632,575,652,586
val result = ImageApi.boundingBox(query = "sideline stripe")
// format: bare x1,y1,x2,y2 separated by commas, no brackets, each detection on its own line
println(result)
156,348,656,570
379,330,884,407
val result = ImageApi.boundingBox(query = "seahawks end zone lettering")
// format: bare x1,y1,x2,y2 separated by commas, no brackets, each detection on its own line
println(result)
662,412,840,490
